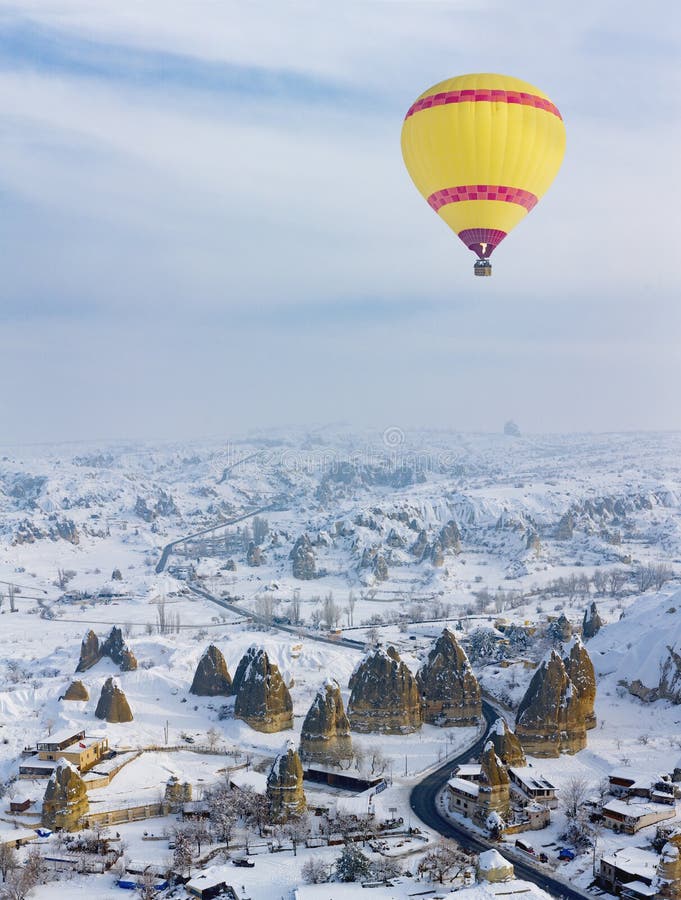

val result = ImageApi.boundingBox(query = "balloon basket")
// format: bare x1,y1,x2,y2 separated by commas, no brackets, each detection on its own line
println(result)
474,260,492,277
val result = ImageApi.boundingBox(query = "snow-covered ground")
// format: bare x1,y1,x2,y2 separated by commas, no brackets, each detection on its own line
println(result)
2,430,681,898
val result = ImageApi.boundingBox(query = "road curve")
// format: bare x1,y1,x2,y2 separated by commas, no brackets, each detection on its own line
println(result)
155,506,275,575
410,701,594,900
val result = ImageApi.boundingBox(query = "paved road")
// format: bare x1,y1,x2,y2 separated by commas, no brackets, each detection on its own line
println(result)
187,582,366,650
410,701,595,900
155,506,274,574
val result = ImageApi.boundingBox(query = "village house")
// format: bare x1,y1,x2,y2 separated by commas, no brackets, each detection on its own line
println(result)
185,871,238,899
609,771,679,804
598,847,659,898
452,764,484,783
20,728,109,778
602,798,677,834
447,776,480,818
508,767,558,808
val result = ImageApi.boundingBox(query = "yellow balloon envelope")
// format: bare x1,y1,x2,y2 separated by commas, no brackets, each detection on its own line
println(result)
401,73,566,275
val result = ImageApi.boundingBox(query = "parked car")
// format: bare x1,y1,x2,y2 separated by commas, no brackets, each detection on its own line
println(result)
515,839,535,855
558,848,576,861
232,857,255,868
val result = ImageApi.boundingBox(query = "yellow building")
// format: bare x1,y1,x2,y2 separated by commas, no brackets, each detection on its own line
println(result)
21,729,109,778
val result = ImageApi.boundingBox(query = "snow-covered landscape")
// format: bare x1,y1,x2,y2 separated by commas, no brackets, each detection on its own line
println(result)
0,429,680,899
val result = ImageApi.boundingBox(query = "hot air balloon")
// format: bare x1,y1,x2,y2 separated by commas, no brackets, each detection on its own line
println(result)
401,73,565,276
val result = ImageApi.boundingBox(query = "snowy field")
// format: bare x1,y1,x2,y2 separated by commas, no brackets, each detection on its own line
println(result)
1,430,681,898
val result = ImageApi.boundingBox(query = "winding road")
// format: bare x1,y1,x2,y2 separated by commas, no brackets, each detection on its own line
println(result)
410,700,595,900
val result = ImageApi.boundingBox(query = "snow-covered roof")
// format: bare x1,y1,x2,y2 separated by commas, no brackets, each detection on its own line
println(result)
185,871,227,891
448,777,480,797
0,828,38,846
603,799,676,819
442,878,553,900
609,769,654,787
621,882,658,897
455,764,482,778
601,847,659,878
509,767,555,791
478,849,512,871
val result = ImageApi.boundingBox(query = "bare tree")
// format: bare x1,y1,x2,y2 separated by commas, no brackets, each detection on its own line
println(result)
172,828,194,877
283,813,311,856
346,591,356,627
417,841,466,884
206,778,238,846
155,597,167,634
322,593,341,629
252,516,269,546
607,569,627,597
301,857,329,884
0,845,17,882
290,589,301,626
206,727,221,752
592,569,607,596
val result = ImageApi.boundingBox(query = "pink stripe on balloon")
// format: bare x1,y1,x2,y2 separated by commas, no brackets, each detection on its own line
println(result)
405,89,562,120
428,185,538,213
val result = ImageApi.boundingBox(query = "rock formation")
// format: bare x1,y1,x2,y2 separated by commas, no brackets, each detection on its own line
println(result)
549,613,572,642
234,648,293,733
164,776,192,809
232,645,259,696
62,680,89,702
515,650,587,757
417,629,482,726
561,637,597,730
76,626,137,673
103,626,137,670
76,630,101,673
438,521,461,553
267,740,306,822
190,645,232,696
582,601,603,639
299,679,352,764
373,554,389,582
474,741,510,827
411,529,428,559
95,677,133,723
556,512,575,540
347,646,421,734
486,717,526,767
657,831,681,900
290,534,317,579
42,759,89,831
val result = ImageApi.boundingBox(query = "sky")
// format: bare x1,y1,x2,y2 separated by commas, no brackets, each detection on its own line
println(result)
0,0,679,443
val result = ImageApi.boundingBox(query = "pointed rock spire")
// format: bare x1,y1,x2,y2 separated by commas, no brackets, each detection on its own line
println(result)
515,650,586,757
347,645,421,734
95,676,133,723
267,740,306,822
300,679,352,764
190,645,232,696
234,648,293,733
42,759,89,830
417,628,481,726
486,717,526,767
